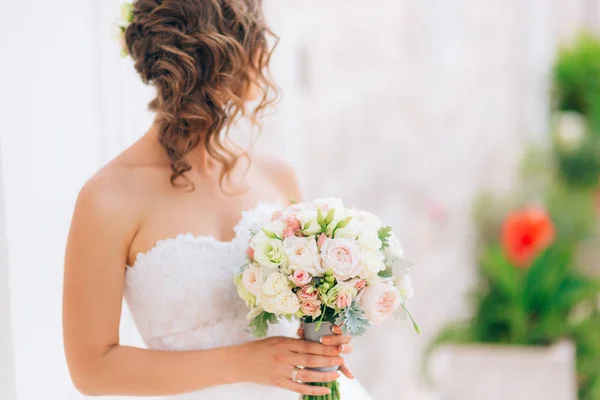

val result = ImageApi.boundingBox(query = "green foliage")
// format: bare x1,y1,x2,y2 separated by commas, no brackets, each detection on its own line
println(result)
573,311,600,400
553,33,600,187
554,33,600,126
335,302,370,336
378,226,392,249
249,311,278,338
471,245,599,345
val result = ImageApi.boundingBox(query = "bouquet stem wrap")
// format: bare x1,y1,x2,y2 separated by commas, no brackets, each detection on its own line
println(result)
302,321,341,400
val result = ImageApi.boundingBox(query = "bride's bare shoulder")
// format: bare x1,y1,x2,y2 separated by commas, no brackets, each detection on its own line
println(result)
252,153,302,201
74,145,166,224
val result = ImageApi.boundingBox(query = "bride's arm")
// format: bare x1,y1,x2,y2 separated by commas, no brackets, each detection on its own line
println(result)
63,174,339,397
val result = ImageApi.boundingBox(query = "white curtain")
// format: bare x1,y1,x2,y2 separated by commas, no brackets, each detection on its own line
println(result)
0,138,16,400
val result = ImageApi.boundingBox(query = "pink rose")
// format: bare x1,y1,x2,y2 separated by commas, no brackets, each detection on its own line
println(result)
291,269,313,286
271,211,283,221
317,233,327,248
298,285,319,301
286,215,302,232
360,281,401,324
355,280,367,291
336,292,352,309
301,300,322,318
246,246,255,259
283,227,295,239
320,238,360,281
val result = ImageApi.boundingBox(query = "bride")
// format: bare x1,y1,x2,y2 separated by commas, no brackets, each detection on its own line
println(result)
62,0,373,399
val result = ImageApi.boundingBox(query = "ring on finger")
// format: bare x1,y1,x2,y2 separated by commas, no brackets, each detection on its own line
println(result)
291,366,301,383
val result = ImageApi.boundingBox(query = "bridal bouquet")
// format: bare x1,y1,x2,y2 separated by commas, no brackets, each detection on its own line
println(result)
234,198,419,399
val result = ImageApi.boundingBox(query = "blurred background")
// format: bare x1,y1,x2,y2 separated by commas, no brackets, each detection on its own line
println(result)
2,0,600,399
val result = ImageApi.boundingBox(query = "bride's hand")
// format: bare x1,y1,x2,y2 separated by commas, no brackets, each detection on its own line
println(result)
237,336,344,396
297,325,355,380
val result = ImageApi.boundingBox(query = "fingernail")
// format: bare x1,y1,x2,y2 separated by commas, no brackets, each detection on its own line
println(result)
319,337,324,344
340,344,347,353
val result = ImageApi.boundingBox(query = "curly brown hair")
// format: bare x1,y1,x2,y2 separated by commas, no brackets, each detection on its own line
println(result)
124,0,278,189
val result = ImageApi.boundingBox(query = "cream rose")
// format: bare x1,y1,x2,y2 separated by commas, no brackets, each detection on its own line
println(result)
273,290,301,314
242,265,262,296
251,233,287,269
262,272,290,296
284,237,322,275
320,238,360,281
360,281,401,324
300,300,322,318
257,291,277,313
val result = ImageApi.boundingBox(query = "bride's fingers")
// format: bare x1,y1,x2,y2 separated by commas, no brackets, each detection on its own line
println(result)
287,339,341,356
296,368,340,383
339,344,353,354
289,353,344,369
340,363,355,379
297,328,305,338
320,334,352,346
332,325,343,335
282,380,331,396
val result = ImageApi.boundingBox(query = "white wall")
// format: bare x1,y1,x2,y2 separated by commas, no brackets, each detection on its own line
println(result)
0,1,598,399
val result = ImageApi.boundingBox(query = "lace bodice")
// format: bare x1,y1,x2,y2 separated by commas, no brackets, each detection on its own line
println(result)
124,202,298,354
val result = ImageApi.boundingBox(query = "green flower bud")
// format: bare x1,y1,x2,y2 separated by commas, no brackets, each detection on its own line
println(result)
325,275,335,283
321,282,331,290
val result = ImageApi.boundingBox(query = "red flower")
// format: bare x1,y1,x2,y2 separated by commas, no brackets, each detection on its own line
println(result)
501,207,555,268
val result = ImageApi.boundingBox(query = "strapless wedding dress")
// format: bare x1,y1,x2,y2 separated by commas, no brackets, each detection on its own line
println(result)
124,203,374,399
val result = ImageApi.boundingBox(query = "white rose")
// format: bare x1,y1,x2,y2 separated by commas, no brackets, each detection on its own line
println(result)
349,209,383,232
262,272,290,296
359,248,386,283
360,281,401,324
273,290,301,314
251,234,287,269
284,237,322,276
313,197,345,211
396,274,414,300
357,231,383,251
385,234,405,267
242,265,262,296
320,238,360,281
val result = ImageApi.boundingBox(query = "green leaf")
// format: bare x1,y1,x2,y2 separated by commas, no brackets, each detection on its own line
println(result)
249,311,278,338
289,198,297,204
325,209,335,225
378,226,393,249
378,268,393,278
335,302,370,336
